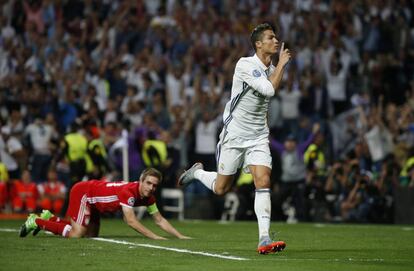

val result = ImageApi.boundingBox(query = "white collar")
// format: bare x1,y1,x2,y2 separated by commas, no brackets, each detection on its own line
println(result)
253,54,272,71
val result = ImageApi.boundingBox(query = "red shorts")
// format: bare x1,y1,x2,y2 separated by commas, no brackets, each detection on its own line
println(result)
66,182,99,227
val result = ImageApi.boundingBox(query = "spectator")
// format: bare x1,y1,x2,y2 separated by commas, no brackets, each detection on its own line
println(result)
279,71,302,138
165,63,186,110
37,169,66,215
6,107,25,136
0,162,9,211
340,169,378,223
0,126,24,179
57,123,88,184
85,125,110,180
359,103,394,172
271,123,320,221
194,110,219,173
400,148,414,187
24,116,58,183
324,160,348,221
185,109,219,205
141,131,172,184
11,169,38,213
324,49,351,116
300,71,329,122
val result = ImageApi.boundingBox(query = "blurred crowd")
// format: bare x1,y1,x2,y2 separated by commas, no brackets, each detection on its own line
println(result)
0,0,414,223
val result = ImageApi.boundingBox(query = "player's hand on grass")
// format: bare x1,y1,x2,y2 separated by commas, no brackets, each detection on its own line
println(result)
153,236,168,240
178,235,192,240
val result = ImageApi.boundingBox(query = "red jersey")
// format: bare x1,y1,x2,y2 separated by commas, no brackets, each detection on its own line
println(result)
83,180,156,213
38,181,66,197
12,181,38,200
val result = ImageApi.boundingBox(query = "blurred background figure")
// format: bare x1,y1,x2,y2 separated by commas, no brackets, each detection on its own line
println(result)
37,169,66,215
24,116,58,183
11,169,38,213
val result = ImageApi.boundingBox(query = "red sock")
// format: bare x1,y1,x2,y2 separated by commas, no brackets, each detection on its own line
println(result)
49,216,71,225
35,218,72,237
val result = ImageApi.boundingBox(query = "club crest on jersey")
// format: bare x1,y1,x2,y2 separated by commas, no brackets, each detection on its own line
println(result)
252,69,261,77
128,197,135,206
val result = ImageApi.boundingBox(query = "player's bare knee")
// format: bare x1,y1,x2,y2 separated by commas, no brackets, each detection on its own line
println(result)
68,230,84,238
215,175,233,195
254,175,271,189
214,186,229,196
68,222,86,238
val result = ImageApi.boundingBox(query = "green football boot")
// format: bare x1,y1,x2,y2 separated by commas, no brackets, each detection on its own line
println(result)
33,210,53,236
19,214,39,238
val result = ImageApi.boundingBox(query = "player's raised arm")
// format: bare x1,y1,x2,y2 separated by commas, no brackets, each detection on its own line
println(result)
152,212,192,239
235,59,275,97
122,205,167,240
268,42,291,92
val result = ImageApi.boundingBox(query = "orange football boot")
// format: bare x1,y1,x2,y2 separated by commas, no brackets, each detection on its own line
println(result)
257,240,286,254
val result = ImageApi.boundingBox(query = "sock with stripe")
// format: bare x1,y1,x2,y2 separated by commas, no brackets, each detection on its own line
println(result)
254,188,271,241
35,218,72,237
194,170,217,193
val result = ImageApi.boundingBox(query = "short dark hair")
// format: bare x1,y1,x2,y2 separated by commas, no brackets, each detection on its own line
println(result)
139,168,163,183
250,23,274,51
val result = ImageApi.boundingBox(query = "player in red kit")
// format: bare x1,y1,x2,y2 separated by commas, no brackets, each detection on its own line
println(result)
19,168,190,240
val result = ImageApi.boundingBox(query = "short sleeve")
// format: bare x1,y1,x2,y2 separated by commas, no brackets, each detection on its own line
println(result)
118,190,135,208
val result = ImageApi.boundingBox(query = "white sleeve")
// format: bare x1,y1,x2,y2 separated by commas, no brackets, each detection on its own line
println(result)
7,138,22,153
235,59,275,97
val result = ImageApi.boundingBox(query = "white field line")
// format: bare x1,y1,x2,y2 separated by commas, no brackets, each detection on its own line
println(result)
92,237,249,261
0,228,19,232
0,228,248,261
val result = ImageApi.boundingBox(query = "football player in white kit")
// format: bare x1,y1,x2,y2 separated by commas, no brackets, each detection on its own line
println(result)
179,23,291,254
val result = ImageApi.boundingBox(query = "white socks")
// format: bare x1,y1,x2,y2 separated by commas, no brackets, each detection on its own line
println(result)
194,169,217,193
62,225,72,237
255,188,271,239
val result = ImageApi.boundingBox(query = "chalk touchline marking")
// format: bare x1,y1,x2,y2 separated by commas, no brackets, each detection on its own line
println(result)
0,228,248,261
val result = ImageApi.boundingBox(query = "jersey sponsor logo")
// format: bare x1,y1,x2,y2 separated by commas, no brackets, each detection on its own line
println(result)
127,197,135,206
252,69,261,77
253,90,265,98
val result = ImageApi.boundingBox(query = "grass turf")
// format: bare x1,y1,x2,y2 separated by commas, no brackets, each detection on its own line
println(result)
0,219,413,271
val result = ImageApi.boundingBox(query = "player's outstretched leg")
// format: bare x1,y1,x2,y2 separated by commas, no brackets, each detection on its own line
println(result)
178,163,203,186
19,213,39,237
33,210,53,236
257,237,286,254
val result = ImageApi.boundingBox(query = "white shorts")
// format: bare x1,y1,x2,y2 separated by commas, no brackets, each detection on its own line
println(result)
216,130,272,175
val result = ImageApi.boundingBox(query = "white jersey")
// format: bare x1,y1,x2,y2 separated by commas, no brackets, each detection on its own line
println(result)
222,54,275,139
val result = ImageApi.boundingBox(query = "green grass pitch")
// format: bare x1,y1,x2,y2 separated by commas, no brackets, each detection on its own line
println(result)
1,219,413,271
